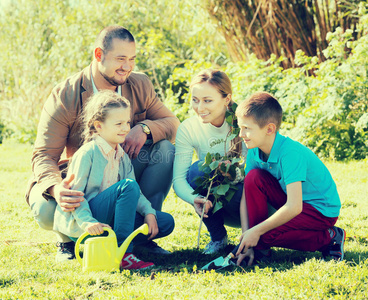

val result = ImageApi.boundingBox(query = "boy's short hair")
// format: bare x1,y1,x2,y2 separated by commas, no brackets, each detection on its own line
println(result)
236,92,283,130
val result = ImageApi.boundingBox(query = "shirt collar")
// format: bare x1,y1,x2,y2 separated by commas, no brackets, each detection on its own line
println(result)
267,132,284,163
253,132,284,164
91,74,122,95
95,135,124,159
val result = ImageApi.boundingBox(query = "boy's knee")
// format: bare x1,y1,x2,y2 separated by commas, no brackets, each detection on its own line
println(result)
260,230,278,246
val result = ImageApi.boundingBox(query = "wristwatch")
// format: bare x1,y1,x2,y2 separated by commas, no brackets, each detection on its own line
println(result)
139,123,151,135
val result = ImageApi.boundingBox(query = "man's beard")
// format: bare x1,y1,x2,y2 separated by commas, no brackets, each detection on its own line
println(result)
99,70,128,87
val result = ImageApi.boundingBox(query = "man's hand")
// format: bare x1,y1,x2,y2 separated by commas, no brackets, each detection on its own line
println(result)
48,174,84,212
144,214,159,240
236,227,261,258
193,197,213,218
122,125,147,159
85,222,111,235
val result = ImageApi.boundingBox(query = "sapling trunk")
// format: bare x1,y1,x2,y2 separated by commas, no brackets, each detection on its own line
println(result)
197,180,214,249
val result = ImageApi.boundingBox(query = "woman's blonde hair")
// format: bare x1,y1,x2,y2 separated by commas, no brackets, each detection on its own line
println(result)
190,69,242,156
81,90,130,144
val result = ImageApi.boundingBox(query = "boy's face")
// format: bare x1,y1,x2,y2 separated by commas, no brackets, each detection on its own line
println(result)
238,115,269,150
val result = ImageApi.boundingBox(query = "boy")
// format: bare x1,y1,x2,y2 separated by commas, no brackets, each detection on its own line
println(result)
234,92,345,266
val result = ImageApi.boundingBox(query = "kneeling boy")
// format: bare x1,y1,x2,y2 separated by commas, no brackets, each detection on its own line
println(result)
235,92,345,266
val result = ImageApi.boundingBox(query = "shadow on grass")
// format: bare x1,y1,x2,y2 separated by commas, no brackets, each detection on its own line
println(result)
134,244,368,275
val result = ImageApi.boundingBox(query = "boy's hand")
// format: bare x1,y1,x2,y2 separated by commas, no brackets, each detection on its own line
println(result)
86,223,111,236
49,174,84,212
236,227,260,257
144,214,159,240
236,247,255,266
193,197,213,218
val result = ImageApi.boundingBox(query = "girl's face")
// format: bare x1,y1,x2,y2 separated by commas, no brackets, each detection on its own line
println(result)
191,82,229,127
95,107,130,149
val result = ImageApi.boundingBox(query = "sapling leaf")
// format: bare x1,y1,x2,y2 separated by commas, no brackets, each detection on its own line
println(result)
212,201,223,214
192,187,202,195
231,157,242,164
204,152,212,165
214,153,221,160
225,162,231,173
231,102,238,112
227,133,238,141
209,160,220,170
217,184,230,195
228,166,236,179
225,189,236,202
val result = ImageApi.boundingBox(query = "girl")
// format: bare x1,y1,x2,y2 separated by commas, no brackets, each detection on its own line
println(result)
54,90,159,270
173,69,248,254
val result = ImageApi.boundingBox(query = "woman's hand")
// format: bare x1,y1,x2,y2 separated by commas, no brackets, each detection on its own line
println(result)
85,222,111,235
193,196,213,218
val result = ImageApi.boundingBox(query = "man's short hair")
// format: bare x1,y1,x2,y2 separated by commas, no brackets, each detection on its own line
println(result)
95,25,135,53
236,92,283,130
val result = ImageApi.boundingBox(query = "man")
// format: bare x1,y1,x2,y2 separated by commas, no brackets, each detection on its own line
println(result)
25,25,180,262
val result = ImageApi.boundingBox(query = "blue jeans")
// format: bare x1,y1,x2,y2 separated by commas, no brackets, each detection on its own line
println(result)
187,161,242,241
89,179,174,252
131,140,175,211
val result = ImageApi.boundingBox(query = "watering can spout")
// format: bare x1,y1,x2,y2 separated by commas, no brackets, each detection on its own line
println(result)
117,223,149,262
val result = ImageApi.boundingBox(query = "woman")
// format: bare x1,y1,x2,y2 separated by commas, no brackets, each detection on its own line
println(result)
173,69,247,254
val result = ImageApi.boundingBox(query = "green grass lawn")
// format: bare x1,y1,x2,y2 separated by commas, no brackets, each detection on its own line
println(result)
1,142,367,299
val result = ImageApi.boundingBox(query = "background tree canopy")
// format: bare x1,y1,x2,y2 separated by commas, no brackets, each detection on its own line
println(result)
0,0,367,160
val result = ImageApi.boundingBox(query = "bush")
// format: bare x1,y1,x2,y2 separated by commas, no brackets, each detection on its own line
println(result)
168,3,368,160
1,0,367,160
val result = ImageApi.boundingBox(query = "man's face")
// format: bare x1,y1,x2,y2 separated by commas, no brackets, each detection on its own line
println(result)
98,38,136,87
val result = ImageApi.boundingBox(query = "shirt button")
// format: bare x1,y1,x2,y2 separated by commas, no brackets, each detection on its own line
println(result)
270,167,272,169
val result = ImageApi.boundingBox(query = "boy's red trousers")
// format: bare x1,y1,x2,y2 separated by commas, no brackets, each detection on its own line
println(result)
244,169,338,252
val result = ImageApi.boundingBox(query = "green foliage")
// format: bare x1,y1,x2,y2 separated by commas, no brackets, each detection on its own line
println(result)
0,0,367,160
169,3,368,160
0,0,227,142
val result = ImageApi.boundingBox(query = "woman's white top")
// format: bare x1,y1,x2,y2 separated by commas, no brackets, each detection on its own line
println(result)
173,115,248,205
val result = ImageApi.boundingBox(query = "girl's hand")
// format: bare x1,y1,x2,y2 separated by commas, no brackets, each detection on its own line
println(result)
144,214,159,240
86,223,111,235
193,197,213,218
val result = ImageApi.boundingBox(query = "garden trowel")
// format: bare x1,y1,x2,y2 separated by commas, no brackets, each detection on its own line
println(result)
201,244,240,271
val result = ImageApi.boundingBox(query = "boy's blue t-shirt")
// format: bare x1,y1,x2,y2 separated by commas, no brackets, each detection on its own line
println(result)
245,132,341,218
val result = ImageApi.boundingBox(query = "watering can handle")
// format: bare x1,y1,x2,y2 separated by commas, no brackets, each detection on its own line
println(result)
74,227,115,265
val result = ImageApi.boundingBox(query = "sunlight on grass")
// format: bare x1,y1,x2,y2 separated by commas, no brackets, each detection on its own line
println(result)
1,142,367,299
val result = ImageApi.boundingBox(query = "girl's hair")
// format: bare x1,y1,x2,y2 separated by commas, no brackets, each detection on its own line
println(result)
81,90,130,144
190,69,242,156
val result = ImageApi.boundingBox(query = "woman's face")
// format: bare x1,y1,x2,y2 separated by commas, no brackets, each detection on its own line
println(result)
191,82,229,127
